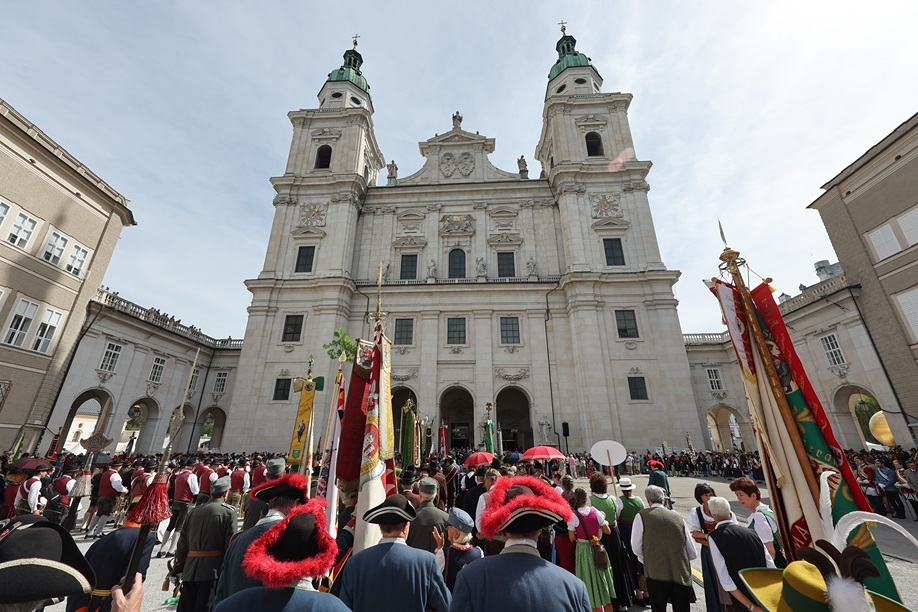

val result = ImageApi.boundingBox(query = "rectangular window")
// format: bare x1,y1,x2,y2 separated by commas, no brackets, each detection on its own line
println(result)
603,238,625,266
900,207,918,247
0,202,8,225
8,213,37,249
213,371,228,394
66,245,89,277
819,334,846,367
896,286,918,342
282,314,304,342
393,319,414,345
30,308,62,353
400,254,418,280
4,299,39,347
295,246,315,273
615,310,639,338
500,316,520,344
867,224,900,261
0,380,10,414
43,232,69,266
497,252,515,277
99,342,122,372
447,317,466,344
149,356,166,383
273,378,292,401
706,368,724,391
628,376,649,400
189,368,200,392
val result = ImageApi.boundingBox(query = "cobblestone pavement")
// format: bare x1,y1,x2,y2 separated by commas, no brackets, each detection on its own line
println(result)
47,472,918,611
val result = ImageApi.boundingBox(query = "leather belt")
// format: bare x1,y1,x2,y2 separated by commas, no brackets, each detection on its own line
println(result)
187,550,222,558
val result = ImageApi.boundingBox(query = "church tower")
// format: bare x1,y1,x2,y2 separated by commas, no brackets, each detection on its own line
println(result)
223,42,384,450
534,27,706,451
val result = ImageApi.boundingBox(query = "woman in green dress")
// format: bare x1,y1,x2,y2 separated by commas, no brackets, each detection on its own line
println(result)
568,488,616,612
589,473,632,611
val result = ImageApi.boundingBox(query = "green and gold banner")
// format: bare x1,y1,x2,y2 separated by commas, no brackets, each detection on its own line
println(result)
288,380,317,466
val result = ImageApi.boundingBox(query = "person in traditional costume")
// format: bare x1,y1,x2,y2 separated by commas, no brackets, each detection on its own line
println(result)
171,476,237,612
631,485,697,612
337,494,451,612
0,515,96,610
407,477,449,553
686,482,730,612
399,464,422,508
86,460,126,538
157,459,199,558
588,472,633,611
66,520,155,612
212,472,309,608
431,506,483,592
568,488,616,612
13,462,51,515
615,477,648,606
729,477,786,568
242,457,285,531
450,475,590,612
213,498,348,612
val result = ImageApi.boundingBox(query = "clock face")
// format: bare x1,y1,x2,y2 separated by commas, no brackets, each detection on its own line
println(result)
300,203,327,227
590,193,623,218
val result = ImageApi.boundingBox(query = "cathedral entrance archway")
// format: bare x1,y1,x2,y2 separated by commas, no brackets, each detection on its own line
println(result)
60,388,115,453
706,405,750,452
440,386,474,453
392,387,419,455
495,387,532,452
126,398,161,455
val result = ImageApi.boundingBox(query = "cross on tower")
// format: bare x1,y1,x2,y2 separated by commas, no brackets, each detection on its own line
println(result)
352,34,361,48
558,20,567,34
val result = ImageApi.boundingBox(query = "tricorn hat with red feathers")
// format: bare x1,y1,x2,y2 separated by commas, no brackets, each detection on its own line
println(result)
479,475,573,539
241,498,337,588
249,472,310,504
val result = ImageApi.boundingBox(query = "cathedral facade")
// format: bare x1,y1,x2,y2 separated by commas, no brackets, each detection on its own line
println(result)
221,34,707,454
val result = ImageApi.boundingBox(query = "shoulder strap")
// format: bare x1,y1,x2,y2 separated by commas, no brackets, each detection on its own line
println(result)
696,506,708,534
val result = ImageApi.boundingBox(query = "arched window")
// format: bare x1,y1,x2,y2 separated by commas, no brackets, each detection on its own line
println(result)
448,249,466,279
315,145,332,169
585,132,604,157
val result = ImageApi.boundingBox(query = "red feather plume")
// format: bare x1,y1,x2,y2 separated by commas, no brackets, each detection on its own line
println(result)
126,473,172,525
479,474,573,540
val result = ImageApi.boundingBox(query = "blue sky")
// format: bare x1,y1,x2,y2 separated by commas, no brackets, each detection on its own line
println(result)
3,2,917,338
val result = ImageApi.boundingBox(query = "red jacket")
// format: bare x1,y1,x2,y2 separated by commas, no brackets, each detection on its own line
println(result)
230,468,246,492
199,467,214,494
98,469,121,497
52,475,73,507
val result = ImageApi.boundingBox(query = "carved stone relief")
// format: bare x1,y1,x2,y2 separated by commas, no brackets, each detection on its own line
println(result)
440,214,475,236
391,368,418,381
440,152,475,178
495,368,530,381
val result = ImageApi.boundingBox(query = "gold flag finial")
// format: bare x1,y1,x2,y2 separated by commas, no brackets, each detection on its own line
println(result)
558,20,567,34
352,34,360,49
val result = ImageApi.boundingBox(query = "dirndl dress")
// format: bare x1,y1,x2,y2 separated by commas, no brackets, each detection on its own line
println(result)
571,506,616,609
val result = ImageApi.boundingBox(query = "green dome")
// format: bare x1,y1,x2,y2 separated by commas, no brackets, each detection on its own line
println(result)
547,34,593,81
327,48,370,93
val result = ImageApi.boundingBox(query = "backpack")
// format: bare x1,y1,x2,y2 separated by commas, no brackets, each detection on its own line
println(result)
40,477,62,505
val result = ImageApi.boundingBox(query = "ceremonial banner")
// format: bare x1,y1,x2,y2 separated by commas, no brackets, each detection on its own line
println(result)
438,425,449,456
336,366,371,488
288,379,317,467
316,369,345,537
750,283,898,601
483,420,494,454
399,399,419,467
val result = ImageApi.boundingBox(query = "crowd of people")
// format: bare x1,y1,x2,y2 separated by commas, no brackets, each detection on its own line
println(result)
0,443,915,612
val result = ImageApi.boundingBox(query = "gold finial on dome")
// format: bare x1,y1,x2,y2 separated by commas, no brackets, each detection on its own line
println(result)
352,34,360,48
558,20,567,34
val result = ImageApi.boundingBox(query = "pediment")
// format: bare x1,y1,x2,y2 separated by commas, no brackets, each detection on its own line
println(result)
397,210,426,222
487,233,523,246
591,217,630,230
489,205,518,218
291,226,327,237
393,235,428,247
419,129,496,157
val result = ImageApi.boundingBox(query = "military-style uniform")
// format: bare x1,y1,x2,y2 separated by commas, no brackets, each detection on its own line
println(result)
173,495,237,612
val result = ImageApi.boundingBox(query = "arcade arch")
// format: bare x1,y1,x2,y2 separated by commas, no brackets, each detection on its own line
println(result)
834,385,882,449
495,386,532,451
706,404,752,452
126,397,161,455
440,386,475,452
60,388,114,452
193,406,227,451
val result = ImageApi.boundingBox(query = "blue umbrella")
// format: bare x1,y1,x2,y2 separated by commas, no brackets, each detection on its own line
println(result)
504,452,522,464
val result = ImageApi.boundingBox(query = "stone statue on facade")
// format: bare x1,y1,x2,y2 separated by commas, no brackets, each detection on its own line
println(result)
537,416,553,445
526,256,537,276
386,160,398,179
476,257,486,277
452,111,463,130
517,155,529,179
428,259,437,279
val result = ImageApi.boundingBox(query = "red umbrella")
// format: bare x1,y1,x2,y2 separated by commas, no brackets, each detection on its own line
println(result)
463,452,495,468
521,446,565,462
10,457,52,472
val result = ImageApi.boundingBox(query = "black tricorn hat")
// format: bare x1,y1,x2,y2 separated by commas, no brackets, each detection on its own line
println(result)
363,494,417,525
0,515,96,603
250,472,310,504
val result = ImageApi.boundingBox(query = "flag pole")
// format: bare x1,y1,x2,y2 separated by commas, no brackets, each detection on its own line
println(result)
719,247,820,503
